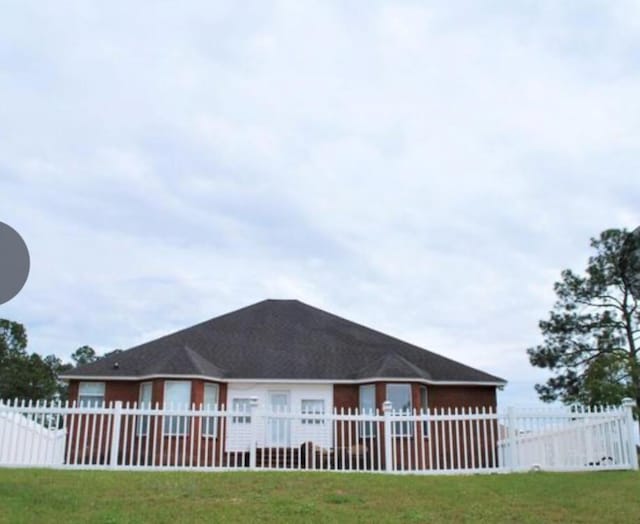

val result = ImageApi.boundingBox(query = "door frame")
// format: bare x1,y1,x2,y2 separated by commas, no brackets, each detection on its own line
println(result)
267,390,291,447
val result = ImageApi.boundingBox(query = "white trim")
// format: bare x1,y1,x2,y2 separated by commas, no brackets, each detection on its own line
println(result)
61,374,506,386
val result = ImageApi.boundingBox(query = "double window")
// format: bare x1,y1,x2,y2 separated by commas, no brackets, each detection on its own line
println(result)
78,382,105,407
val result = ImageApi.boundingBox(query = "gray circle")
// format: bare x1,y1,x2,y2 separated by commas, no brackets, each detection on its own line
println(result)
0,222,30,305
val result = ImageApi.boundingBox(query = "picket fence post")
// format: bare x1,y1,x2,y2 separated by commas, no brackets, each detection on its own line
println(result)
109,401,123,468
383,401,393,473
249,397,259,470
507,405,517,472
621,398,639,470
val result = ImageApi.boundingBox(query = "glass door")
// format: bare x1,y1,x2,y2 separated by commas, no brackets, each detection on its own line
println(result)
268,391,291,447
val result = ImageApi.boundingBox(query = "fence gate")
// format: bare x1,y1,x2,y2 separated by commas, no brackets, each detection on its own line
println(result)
498,400,638,472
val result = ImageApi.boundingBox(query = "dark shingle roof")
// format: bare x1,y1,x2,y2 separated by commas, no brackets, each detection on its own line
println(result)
62,299,505,384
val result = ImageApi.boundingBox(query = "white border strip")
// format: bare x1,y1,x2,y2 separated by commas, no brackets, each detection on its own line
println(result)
59,373,506,386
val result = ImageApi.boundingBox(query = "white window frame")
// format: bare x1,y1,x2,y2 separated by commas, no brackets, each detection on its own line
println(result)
137,382,153,436
359,384,377,437
139,382,153,408
163,380,191,436
232,398,252,424
136,382,153,437
78,382,105,407
386,383,413,437
301,399,325,425
202,383,219,437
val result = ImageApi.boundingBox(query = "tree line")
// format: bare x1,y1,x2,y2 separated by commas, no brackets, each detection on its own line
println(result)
0,320,118,402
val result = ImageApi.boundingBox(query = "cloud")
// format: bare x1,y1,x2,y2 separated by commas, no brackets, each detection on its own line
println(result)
1,1,640,406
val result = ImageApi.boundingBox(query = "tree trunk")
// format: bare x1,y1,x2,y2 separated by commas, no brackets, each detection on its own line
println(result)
621,291,640,433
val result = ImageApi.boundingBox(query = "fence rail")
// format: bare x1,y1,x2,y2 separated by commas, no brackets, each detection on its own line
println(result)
0,399,637,473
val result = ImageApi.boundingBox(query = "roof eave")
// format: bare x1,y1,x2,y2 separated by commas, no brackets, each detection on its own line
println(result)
59,373,507,387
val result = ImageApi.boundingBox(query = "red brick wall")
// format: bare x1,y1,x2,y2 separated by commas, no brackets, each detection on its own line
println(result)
333,384,359,412
218,383,228,409
427,385,497,411
191,379,204,407
106,381,139,405
68,381,78,402
152,379,164,406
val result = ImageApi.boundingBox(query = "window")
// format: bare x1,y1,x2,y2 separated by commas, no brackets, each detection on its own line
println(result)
163,381,191,435
139,382,153,408
203,383,219,437
387,383,412,437
301,399,325,424
420,385,429,437
232,398,252,424
78,382,105,407
359,384,377,437
359,384,376,414
137,382,152,435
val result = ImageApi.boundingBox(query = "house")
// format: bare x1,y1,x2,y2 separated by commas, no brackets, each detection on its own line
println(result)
61,299,506,469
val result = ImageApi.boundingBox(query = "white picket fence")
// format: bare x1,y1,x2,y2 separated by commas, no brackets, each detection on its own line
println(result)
0,398,637,473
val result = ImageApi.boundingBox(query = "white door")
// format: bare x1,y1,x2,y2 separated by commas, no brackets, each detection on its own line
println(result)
268,391,291,447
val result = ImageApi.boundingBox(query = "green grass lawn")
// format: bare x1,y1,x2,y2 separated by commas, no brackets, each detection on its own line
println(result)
0,469,638,523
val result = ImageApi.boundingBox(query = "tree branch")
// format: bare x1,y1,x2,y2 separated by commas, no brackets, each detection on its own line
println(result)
574,298,623,310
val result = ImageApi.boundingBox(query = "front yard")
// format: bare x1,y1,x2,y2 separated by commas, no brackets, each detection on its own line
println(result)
0,469,637,523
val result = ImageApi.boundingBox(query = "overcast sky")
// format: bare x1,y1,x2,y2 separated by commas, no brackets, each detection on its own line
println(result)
1,1,639,407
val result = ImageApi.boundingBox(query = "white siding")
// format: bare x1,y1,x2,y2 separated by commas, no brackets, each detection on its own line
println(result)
225,383,333,452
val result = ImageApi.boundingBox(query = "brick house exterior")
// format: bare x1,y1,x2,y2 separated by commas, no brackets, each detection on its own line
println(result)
62,300,504,469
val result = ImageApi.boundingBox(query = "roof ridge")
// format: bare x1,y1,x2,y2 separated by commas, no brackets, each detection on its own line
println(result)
181,345,205,373
182,344,227,376
280,300,503,381
101,300,274,358
354,352,432,380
